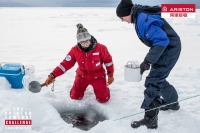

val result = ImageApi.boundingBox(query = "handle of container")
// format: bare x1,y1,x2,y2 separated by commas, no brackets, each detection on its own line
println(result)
0,62,25,74
126,61,133,68
126,61,138,68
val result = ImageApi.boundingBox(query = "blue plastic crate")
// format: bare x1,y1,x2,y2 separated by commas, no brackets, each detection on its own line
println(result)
0,63,25,89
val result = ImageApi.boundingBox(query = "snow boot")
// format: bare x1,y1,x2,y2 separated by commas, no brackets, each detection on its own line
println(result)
131,100,160,129
160,102,180,111
131,115,158,129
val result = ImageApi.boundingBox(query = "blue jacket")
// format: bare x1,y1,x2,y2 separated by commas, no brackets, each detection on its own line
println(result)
136,12,169,47
131,5,180,64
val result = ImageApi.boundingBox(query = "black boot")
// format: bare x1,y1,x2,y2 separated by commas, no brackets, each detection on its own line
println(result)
131,115,158,129
160,102,180,111
131,100,160,129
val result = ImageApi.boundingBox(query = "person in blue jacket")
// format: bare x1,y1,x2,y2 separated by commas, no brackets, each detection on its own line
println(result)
116,0,181,129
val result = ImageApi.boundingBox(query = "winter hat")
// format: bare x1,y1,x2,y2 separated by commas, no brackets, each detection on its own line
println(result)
116,0,133,17
76,23,91,43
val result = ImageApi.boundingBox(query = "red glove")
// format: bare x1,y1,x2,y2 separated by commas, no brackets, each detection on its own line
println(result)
107,75,114,85
45,73,55,86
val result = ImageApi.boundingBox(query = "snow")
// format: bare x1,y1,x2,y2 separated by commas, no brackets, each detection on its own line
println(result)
0,7,200,133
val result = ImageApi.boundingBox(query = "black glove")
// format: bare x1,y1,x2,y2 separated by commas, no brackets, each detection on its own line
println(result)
140,59,150,75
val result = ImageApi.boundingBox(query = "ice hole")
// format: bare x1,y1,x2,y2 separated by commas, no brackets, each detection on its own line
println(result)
60,106,107,131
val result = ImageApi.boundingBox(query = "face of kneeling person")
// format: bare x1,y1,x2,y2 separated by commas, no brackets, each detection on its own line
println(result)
80,40,91,48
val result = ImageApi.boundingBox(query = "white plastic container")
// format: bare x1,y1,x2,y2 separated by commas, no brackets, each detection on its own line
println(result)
25,65,35,77
124,61,142,82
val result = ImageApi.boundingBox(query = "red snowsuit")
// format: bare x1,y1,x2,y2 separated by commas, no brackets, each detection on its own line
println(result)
51,42,114,103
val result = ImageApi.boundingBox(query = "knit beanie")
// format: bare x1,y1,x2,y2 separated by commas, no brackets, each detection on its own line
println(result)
76,23,91,43
116,0,133,17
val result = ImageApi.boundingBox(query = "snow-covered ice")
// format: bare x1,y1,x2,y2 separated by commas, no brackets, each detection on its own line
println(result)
0,7,200,133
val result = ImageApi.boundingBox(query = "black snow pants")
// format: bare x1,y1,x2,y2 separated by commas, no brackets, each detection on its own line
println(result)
141,38,181,109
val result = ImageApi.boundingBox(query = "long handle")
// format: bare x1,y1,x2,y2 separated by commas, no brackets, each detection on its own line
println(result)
41,83,46,87
40,79,55,87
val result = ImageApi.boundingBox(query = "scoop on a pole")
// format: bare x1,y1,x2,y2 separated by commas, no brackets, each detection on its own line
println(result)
29,81,46,93
28,79,55,93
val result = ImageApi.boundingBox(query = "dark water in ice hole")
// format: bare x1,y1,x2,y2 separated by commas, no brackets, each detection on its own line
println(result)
60,107,107,131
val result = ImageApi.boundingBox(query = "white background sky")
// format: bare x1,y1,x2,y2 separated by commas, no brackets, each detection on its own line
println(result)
0,0,199,7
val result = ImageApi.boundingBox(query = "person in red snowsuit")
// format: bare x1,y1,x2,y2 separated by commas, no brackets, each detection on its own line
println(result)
45,23,114,103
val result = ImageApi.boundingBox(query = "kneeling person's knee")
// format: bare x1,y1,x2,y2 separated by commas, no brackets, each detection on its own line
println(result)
96,90,110,103
70,90,84,100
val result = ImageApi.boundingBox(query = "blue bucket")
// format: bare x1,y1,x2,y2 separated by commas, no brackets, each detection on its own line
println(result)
0,62,25,89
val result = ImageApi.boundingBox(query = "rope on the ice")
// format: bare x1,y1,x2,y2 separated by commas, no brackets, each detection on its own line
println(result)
114,94,200,121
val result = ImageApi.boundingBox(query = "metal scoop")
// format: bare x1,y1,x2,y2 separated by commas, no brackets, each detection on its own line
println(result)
29,79,55,93
29,81,46,93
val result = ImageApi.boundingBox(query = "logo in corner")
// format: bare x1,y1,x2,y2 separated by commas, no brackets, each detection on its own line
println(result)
4,107,32,130
161,4,196,18
162,6,167,12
